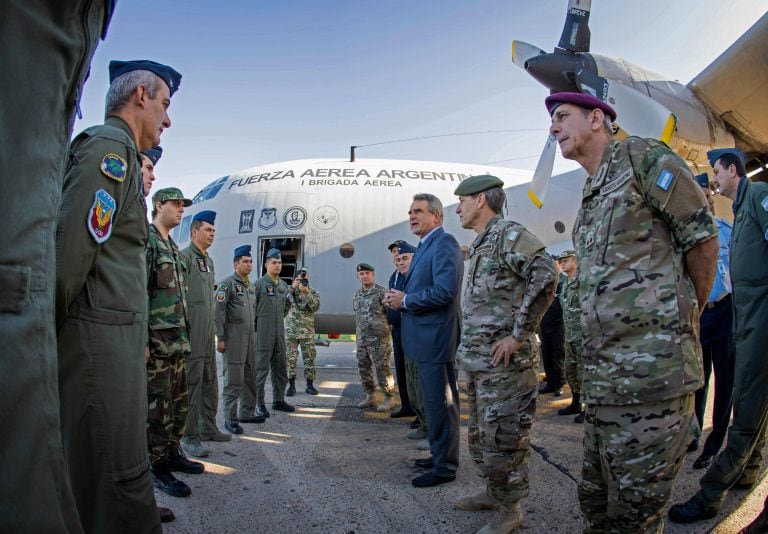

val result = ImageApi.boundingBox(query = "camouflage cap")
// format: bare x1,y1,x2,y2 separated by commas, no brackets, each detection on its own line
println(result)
357,263,375,272
152,187,192,207
557,249,576,260
454,174,504,196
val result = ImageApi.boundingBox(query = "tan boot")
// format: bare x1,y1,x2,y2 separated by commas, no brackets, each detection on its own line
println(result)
357,393,375,408
455,491,500,511
376,396,393,412
476,501,523,534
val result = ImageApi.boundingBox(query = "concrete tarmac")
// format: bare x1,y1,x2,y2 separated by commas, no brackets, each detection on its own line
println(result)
158,342,767,533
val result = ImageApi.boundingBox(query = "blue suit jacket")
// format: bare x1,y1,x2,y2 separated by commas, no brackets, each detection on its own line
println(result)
401,227,463,364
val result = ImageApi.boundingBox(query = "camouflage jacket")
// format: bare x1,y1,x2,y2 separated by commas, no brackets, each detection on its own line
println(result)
285,285,320,339
559,274,581,343
457,215,557,372
353,283,390,342
573,137,716,405
147,224,190,356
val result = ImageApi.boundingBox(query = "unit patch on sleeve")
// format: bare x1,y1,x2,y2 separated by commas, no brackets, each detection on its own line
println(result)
655,169,675,191
86,189,116,244
99,153,127,182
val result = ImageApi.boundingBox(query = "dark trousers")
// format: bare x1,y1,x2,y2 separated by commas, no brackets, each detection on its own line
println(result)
694,296,734,457
391,327,412,411
540,324,565,387
418,361,460,476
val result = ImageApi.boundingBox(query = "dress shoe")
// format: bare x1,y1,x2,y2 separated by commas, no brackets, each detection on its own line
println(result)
357,393,375,408
272,400,296,412
477,501,523,533
455,491,500,511
416,439,430,451
553,388,563,397
224,420,243,434
409,418,421,429
180,436,211,458
407,428,427,440
557,402,581,415
167,449,205,474
414,457,433,469
412,472,455,487
668,496,719,523
688,438,700,453
390,408,416,419
574,412,585,424
376,397,394,412
151,462,191,498
257,404,270,418
305,380,318,395
538,382,563,394
200,429,232,442
158,506,175,523
693,453,714,470
238,413,266,424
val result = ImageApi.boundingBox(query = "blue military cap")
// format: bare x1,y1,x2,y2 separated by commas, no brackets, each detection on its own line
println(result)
266,248,282,260
192,210,216,225
234,245,251,260
141,146,162,166
396,242,417,254
707,148,746,168
108,59,182,96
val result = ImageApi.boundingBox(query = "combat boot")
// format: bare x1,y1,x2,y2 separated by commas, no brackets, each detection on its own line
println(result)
151,460,191,498
167,447,205,474
357,393,375,408
257,404,270,418
376,396,393,412
286,378,296,397
181,436,211,458
200,429,232,442
477,501,523,533
273,400,296,412
455,491,500,511
557,393,581,415
305,379,318,395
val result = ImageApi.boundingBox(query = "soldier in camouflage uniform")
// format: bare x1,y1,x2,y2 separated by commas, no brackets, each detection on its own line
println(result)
547,92,718,532
555,250,584,422
285,268,321,396
454,174,557,533
353,263,395,411
146,187,205,499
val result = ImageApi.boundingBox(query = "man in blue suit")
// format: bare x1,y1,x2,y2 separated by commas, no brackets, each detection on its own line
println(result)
385,193,464,487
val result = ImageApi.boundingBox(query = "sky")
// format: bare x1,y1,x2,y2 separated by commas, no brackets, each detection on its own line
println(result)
77,0,767,198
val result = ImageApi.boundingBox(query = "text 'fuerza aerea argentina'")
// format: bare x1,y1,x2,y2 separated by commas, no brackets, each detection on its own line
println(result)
227,168,472,190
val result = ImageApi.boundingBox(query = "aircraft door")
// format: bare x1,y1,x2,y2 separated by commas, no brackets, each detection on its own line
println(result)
259,236,304,285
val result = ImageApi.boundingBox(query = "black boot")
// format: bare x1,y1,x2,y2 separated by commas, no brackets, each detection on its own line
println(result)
151,460,191,498
286,378,296,397
557,393,581,415
167,447,205,474
305,379,318,395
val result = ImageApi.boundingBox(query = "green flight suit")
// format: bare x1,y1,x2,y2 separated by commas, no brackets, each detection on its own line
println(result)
1,2,113,531
214,274,259,422
56,116,160,533
180,244,220,438
253,275,292,405
697,176,768,507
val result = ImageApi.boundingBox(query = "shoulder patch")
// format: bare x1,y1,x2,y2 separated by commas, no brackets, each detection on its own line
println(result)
761,195,768,212
99,153,127,182
506,229,519,242
218,282,228,290
215,290,226,302
656,169,674,191
86,189,116,244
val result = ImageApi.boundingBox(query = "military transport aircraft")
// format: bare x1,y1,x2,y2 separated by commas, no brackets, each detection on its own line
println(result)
512,0,768,181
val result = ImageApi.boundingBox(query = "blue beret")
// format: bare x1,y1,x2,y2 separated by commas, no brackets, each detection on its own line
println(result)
396,242,417,254
234,245,251,259
545,91,617,122
108,60,182,96
192,210,216,225
707,148,746,168
266,248,282,260
141,146,162,166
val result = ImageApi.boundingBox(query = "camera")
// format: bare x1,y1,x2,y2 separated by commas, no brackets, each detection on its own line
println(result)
300,268,308,286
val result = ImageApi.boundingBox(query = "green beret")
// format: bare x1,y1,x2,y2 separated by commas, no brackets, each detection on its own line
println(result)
557,250,576,260
356,263,375,272
454,174,504,196
152,187,192,207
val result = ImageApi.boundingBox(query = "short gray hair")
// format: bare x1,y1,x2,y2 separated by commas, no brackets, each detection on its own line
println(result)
412,193,443,221
479,187,506,214
105,70,162,114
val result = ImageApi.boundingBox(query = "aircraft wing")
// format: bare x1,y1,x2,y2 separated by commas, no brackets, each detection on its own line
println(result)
687,11,768,165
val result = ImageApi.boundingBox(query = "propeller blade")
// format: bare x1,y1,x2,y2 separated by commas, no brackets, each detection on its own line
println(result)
557,0,592,53
528,134,558,209
511,40,546,70
603,81,677,144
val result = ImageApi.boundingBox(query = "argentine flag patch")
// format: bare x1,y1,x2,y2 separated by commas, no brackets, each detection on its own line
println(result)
656,169,674,191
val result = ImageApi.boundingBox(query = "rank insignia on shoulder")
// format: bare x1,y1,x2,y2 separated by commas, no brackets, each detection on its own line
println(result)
761,196,768,212
100,153,128,182
87,189,116,244
656,169,674,191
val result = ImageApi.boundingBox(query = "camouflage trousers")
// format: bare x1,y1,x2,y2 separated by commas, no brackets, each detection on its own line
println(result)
564,339,583,395
466,367,538,504
286,337,317,381
356,339,394,395
147,353,189,464
580,393,695,533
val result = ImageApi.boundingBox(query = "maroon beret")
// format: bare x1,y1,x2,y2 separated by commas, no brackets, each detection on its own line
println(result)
545,92,617,122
